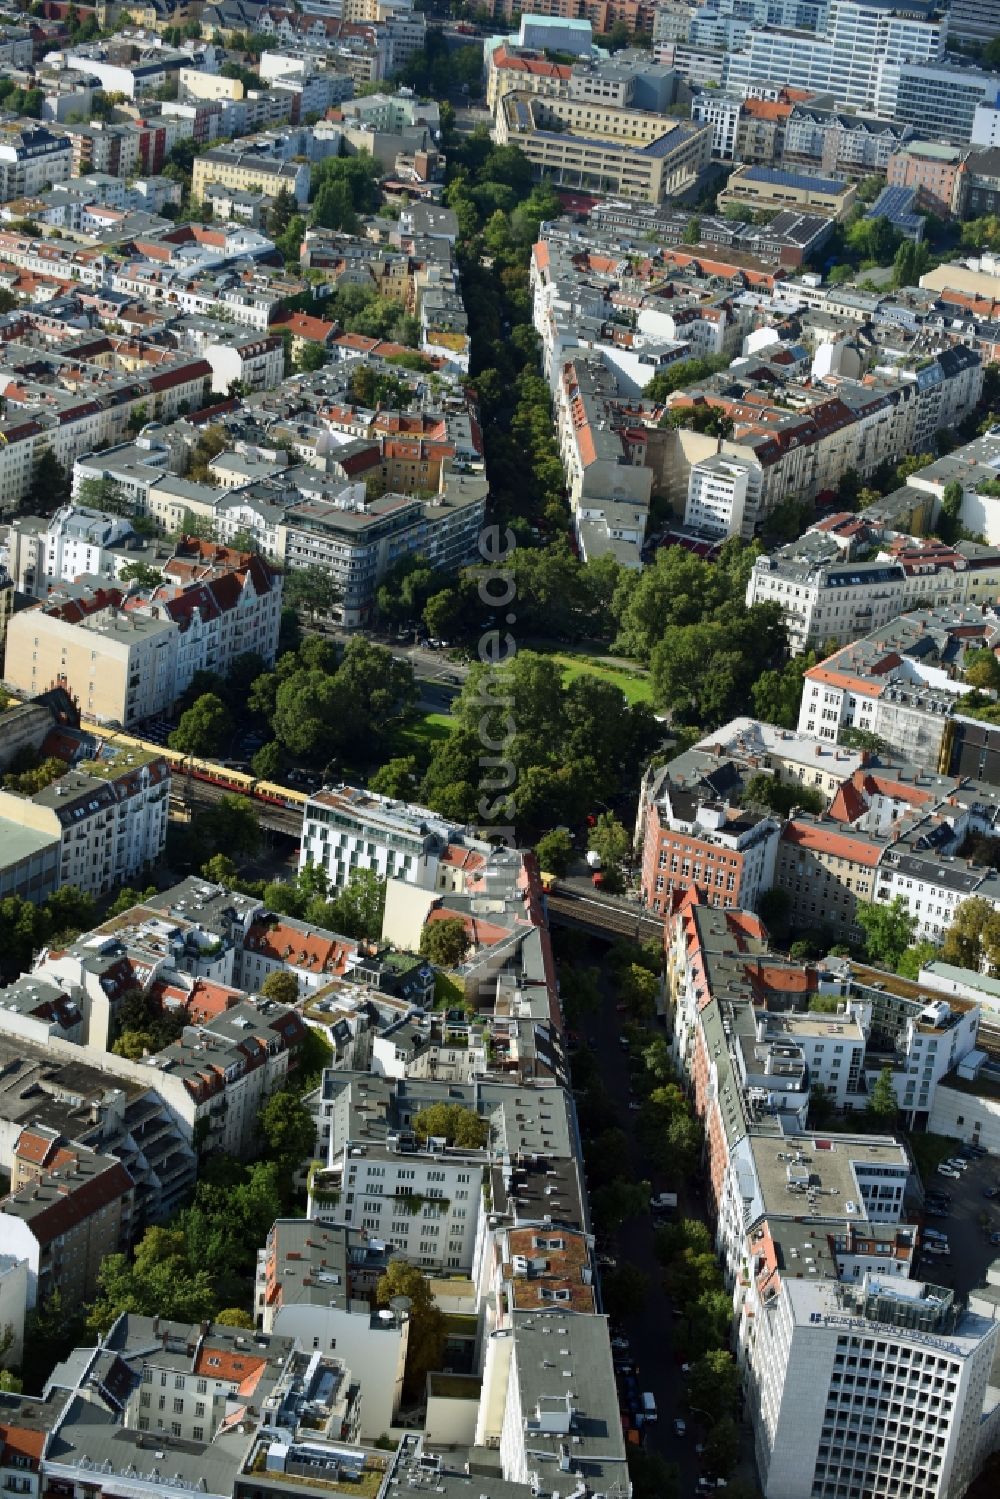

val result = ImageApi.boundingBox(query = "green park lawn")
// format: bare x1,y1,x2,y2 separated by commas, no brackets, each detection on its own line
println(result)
548,652,655,705
393,711,457,754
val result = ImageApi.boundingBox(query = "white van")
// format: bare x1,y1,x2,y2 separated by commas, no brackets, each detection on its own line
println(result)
642,1392,657,1423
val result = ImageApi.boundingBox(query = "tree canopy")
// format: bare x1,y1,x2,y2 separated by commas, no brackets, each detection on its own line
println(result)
419,917,471,968
412,1102,489,1148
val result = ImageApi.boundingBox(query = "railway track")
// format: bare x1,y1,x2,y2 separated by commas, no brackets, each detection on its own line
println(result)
170,776,304,836
546,889,663,942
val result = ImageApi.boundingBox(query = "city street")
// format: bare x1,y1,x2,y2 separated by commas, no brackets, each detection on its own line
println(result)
579,939,713,1495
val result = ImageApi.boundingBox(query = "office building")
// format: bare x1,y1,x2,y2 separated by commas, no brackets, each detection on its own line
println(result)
494,89,711,203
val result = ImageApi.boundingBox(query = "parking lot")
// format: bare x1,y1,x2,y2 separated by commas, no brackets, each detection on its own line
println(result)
918,1147,1000,1296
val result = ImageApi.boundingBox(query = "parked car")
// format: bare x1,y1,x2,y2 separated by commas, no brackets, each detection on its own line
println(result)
983,1187,1000,1200
672,1417,686,1437
937,1165,961,1179
991,1232,1000,1246
944,1158,968,1172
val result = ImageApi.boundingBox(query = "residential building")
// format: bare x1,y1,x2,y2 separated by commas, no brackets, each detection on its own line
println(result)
484,1312,627,1493
0,749,170,898
684,453,757,539
796,606,999,769
773,814,887,944
309,1131,488,1273
0,1258,27,1370
887,141,968,218
282,473,488,628
744,522,1000,652
0,127,72,202
300,785,459,890
0,1143,134,1308
5,504,136,599
4,546,282,728
782,105,909,177
192,145,310,206
637,759,781,916
255,1218,407,1439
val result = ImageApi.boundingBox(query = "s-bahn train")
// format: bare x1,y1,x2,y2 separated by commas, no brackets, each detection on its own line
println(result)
85,722,309,811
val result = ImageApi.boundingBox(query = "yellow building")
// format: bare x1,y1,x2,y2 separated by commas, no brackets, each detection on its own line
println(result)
179,70,244,103
718,164,857,220
192,150,309,208
495,91,711,204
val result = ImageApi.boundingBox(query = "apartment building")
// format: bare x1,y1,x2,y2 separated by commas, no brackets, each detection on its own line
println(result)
0,750,170,898
773,815,886,944
494,90,711,203
796,606,994,769
554,356,652,565
282,474,487,628
684,453,758,539
309,1135,487,1273
783,106,910,178
192,146,310,207
0,126,71,202
255,1218,407,1439
4,548,282,728
689,718,867,802
0,1029,196,1229
5,504,136,599
744,528,1000,652
0,1144,134,1308
638,759,781,916
300,785,459,891
887,141,968,218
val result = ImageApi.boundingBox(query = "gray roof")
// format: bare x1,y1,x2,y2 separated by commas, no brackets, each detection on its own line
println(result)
44,1394,247,1499
505,1311,629,1494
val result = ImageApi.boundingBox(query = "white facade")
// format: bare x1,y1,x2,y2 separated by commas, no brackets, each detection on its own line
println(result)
33,505,135,597
0,760,170,899
311,1142,485,1273
299,787,454,891
0,128,72,202
685,454,756,539
202,336,284,396
743,1274,1000,1499
723,0,947,112
691,93,742,160
0,1255,27,1368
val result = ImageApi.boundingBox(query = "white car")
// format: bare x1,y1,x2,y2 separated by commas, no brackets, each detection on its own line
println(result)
937,1165,961,1179
945,1158,968,1171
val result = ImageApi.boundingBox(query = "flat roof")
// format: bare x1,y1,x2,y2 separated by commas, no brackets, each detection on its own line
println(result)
750,1131,909,1221
0,816,59,863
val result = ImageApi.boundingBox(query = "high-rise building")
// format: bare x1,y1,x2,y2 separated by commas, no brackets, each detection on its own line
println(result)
743,1271,1000,1499
723,0,947,113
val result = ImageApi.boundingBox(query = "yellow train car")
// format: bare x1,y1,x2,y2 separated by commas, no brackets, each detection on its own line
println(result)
83,721,308,812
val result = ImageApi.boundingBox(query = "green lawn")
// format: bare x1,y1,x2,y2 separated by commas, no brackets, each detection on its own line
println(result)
394,711,456,752
548,652,655,705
